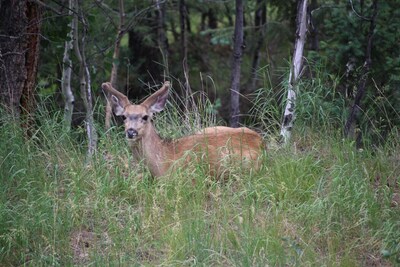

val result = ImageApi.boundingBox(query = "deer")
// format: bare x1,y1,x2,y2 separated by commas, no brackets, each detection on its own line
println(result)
102,81,265,178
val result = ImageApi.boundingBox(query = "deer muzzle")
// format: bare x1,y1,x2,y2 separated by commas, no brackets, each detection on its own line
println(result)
126,128,138,139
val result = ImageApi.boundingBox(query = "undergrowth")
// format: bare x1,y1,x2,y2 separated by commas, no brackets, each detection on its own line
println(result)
0,92,399,266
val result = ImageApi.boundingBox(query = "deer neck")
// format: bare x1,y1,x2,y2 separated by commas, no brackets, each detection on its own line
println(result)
136,123,168,177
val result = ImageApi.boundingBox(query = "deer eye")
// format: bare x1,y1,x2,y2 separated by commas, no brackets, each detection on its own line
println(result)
121,115,127,121
142,115,149,121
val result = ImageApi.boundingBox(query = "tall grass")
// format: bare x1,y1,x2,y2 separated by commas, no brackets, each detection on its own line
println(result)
0,81,399,266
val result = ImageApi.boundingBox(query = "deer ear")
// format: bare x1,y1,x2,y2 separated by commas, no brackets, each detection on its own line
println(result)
102,82,130,116
110,95,125,116
142,81,170,114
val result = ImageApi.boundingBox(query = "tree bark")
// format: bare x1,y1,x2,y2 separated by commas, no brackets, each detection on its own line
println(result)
73,0,97,158
156,0,169,77
20,1,41,135
105,0,126,131
61,0,75,132
0,1,28,116
0,1,41,132
207,8,218,29
344,0,378,144
249,0,267,92
308,0,319,51
179,0,195,127
179,0,189,88
229,0,244,128
280,0,308,144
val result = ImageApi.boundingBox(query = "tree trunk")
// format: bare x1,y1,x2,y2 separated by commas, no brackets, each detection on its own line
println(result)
179,0,195,127
249,0,267,92
20,1,41,135
344,0,378,146
0,0,42,132
179,0,189,86
73,0,97,158
229,0,244,128
280,0,308,144
156,0,169,77
0,1,28,116
179,0,200,129
208,8,218,29
61,0,75,132
308,0,319,51
169,17,179,43
105,0,126,131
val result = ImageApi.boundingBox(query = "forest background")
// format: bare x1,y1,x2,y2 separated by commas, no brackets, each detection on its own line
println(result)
0,0,399,266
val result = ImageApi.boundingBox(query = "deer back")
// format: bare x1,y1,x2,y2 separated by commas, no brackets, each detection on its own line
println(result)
161,126,264,178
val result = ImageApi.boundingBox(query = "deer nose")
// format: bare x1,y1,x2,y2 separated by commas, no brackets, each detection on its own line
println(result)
126,128,138,139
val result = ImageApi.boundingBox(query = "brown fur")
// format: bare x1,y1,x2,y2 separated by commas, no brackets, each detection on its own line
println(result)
102,81,265,178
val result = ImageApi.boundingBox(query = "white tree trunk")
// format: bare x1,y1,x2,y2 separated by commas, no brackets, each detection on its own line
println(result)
61,0,74,132
280,0,308,144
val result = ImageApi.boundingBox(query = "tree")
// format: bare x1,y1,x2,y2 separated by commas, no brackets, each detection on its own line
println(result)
0,1,42,122
308,0,319,51
180,0,191,92
280,0,308,144
105,0,126,131
179,0,199,128
156,0,169,76
61,0,75,132
249,0,267,92
344,0,378,146
72,0,97,158
309,0,399,142
229,0,244,128
127,9,162,94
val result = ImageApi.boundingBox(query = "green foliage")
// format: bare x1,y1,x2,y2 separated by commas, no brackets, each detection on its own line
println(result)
248,66,282,134
7,1,400,262
309,0,400,142
296,61,347,131
1,92,399,265
36,0,399,145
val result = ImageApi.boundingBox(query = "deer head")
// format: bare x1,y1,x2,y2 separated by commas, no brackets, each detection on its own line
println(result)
102,81,170,141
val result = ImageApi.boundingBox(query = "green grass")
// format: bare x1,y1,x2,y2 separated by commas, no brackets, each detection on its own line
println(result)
0,107,399,266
